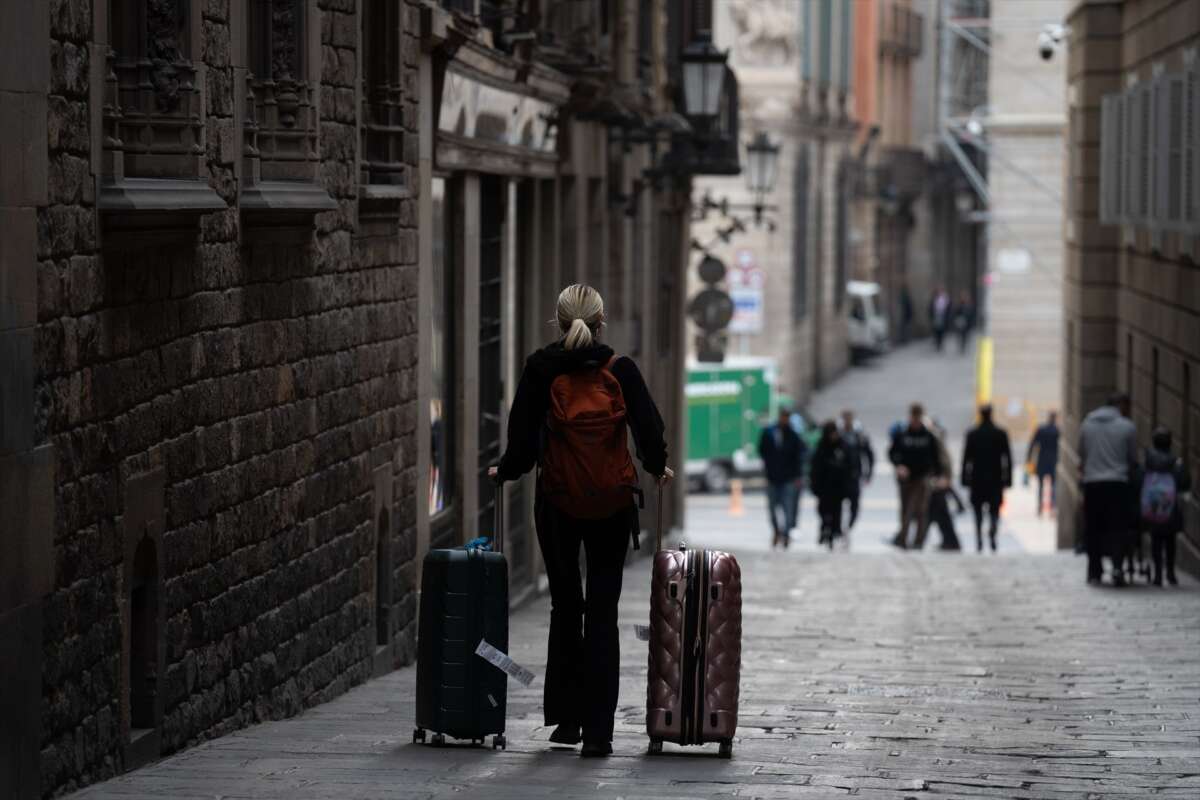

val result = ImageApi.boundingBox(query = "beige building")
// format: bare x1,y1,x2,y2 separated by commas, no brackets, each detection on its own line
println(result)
689,0,855,406
1061,0,1200,565
983,0,1069,437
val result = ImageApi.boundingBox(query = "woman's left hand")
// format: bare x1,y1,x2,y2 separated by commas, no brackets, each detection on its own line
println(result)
658,467,675,487
487,466,499,480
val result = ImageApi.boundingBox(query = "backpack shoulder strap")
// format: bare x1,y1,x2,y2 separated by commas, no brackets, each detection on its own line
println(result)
603,354,622,371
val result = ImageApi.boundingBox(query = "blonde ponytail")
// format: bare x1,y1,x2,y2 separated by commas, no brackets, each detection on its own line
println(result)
555,284,604,350
564,317,594,350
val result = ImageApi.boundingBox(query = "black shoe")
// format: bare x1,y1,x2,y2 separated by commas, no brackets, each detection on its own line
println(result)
549,724,581,746
1167,573,1178,585
580,741,612,758
990,536,997,552
1111,573,1126,587
1153,576,1163,587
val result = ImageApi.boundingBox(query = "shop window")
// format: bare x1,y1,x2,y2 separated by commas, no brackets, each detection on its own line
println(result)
376,510,391,647
128,537,159,733
361,0,405,189
429,177,455,522
104,0,205,183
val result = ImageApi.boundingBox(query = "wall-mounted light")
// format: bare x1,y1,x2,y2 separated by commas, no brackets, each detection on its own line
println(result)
680,35,728,124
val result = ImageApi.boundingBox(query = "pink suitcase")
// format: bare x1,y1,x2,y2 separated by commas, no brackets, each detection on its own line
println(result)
646,491,742,758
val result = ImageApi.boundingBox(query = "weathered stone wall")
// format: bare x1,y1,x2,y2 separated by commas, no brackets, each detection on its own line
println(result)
35,1,420,795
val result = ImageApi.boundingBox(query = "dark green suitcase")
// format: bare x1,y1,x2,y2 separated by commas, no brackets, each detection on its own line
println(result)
413,484,508,749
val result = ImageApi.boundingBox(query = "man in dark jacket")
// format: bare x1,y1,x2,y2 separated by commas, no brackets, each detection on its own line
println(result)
961,404,1013,552
889,403,941,549
758,408,808,549
1026,411,1060,516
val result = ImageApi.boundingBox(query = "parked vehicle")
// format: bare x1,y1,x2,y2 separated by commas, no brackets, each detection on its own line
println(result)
847,281,889,360
684,359,818,492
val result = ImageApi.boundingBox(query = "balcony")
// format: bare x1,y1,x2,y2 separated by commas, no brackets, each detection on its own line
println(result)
533,0,611,76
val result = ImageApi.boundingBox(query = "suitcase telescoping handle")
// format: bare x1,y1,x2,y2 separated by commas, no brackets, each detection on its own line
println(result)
492,476,504,555
655,482,664,553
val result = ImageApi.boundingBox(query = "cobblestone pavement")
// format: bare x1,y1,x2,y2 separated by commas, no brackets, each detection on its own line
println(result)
73,347,1200,799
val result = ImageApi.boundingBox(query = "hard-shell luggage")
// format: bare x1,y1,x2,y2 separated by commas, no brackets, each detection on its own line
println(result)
414,484,508,749
645,490,742,758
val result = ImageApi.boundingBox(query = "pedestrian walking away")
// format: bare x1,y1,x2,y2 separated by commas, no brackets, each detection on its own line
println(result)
952,291,975,354
929,287,951,351
889,403,941,549
1026,411,1060,516
1138,426,1193,586
490,284,673,757
1078,393,1139,586
810,421,855,549
840,410,875,531
961,404,1014,552
758,407,808,549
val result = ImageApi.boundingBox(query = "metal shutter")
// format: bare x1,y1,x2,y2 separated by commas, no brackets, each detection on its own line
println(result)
1165,74,1185,231
1186,57,1200,237
1100,93,1117,224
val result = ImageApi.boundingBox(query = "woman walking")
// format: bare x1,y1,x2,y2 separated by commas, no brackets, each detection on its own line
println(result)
810,420,855,549
489,284,672,758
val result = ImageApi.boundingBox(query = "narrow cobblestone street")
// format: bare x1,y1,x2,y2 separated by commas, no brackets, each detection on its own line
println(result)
70,347,1200,799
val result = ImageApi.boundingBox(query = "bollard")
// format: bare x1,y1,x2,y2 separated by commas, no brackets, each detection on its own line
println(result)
728,479,744,516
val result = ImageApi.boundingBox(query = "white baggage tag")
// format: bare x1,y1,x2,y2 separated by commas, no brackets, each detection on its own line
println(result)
634,624,651,641
475,640,536,687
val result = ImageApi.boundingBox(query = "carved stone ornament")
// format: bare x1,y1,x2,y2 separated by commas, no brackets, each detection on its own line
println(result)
728,0,796,69
147,0,186,112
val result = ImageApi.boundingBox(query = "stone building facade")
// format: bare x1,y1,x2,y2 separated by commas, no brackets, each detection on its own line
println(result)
3,0,422,796
1,2,709,797
1061,0,1200,563
985,0,1068,438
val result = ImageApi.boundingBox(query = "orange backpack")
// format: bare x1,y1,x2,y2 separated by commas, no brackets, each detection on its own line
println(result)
539,356,639,520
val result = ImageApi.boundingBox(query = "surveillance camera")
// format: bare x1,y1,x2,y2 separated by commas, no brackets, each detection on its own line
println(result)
1037,24,1068,61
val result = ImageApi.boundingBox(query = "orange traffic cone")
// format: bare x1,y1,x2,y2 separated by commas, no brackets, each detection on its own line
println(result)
728,479,744,517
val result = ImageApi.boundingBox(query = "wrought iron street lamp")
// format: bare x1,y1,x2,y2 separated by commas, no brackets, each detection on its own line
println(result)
680,35,728,124
743,132,780,224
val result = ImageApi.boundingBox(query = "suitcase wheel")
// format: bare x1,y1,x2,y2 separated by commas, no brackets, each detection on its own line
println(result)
718,740,733,759
412,728,426,744
431,733,446,747
647,739,663,755
493,734,506,750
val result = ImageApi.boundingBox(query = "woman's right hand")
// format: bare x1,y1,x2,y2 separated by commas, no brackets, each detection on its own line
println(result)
658,467,675,487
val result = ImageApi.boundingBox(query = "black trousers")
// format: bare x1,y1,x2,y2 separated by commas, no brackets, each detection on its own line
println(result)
535,495,629,743
846,486,861,529
817,494,845,540
929,498,961,550
1083,481,1128,581
1151,529,1178,582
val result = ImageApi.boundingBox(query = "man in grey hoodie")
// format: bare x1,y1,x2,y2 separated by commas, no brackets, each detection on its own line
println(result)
1078,393,1139,585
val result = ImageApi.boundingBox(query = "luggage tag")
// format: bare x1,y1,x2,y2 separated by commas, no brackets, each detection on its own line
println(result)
475,640,536,687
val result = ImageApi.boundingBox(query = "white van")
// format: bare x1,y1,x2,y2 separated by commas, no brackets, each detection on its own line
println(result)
847,281,889,359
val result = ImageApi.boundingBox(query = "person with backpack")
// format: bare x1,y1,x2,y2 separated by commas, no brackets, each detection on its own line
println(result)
1139,427,1192,586
489,284,672,758
809,420,855,548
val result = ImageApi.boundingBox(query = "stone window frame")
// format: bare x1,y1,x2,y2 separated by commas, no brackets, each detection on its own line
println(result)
236,0,337,218
359,0,408,198
95,0,228,216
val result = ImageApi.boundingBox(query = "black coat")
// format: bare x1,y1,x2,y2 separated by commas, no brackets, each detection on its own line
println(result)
810,440,855,499
961,421,1013,493
758,424,807,484
496,342,667,482
1026,423,1059,476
